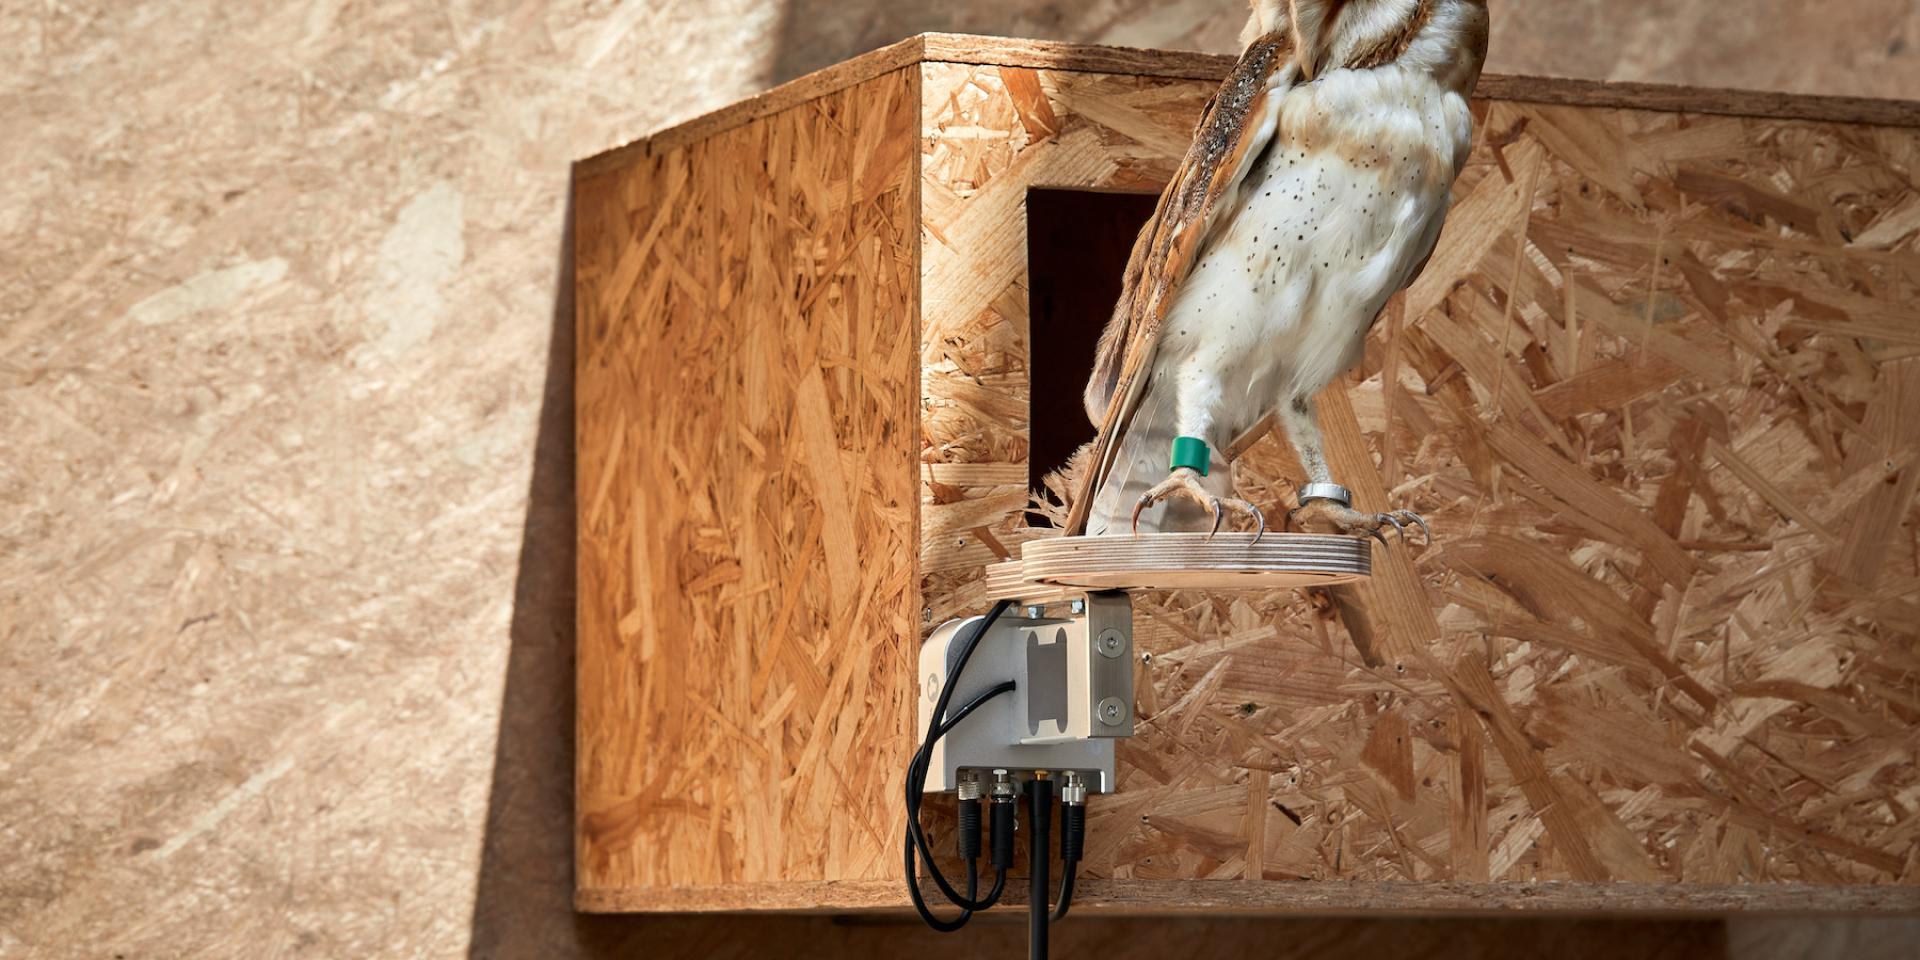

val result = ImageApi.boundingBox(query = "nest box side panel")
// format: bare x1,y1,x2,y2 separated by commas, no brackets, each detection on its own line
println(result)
574,65,922,908
923,59,1920,903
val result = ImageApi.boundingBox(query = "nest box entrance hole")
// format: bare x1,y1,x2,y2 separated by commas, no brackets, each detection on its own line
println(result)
1025,187,1160,512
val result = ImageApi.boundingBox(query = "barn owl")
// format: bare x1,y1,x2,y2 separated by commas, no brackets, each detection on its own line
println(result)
1064,0,1489,542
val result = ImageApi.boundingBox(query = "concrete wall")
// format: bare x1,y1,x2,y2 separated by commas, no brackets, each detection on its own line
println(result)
4,1,1916,956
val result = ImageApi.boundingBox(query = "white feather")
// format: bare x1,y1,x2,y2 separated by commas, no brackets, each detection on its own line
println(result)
1087,48,1473,535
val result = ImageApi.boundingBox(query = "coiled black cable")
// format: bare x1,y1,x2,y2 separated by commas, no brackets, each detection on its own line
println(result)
904,600,1016,929
906,678,1015,911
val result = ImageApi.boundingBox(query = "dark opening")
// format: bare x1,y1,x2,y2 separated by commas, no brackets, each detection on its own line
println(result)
1025,188,1159,514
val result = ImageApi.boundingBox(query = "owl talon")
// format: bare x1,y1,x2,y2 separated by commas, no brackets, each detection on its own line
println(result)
1380,514,1406,542
1131,467,1267,538
1290,498,1431,547
1392,510,1432,544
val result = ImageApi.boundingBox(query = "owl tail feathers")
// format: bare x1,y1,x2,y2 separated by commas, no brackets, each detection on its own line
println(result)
1240,0,1288,47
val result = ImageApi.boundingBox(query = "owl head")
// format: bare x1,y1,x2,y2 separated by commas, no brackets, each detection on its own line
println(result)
1244,1,1488,88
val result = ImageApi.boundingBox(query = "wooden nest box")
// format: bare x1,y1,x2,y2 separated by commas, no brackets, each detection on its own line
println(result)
573,34,1920,914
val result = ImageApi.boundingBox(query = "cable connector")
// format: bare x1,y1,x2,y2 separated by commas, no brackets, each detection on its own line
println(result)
989,770,1017,872
1052,771,1086,924
957,770,984,802
1059,770,1087,806
956,773,984,862
990,769,1016,799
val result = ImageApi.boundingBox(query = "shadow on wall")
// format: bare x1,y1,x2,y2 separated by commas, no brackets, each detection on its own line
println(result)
769,0,1071,82
766,0,1243,83
463,174,585,959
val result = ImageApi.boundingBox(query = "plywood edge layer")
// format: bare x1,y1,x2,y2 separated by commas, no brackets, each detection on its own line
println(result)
575,881,909,914
574,32,1920,179
1473,73,1920,129
576,880,1920,915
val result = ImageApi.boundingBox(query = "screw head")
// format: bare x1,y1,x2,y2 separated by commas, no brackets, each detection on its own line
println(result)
1096,628,1125,659
1097,696,1126,726
1069,598,1086,615
927,674,939,699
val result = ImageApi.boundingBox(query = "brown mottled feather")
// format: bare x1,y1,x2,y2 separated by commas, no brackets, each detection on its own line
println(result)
1066,31,1298,536
1349,0,1437,69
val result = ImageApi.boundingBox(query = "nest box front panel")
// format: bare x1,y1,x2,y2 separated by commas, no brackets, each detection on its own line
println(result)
917,60,1920,890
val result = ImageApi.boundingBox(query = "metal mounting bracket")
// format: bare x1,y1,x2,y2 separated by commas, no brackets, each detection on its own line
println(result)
916,591,1133,794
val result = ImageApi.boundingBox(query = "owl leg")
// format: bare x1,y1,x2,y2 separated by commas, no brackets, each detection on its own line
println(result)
1277,396,1429,545
1130,372,1266,540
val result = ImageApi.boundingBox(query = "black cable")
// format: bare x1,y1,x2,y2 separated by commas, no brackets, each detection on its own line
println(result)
956,795,983,862
904,842,976,932
1050,869,1075,923
904,600,1016,929
1027,776,1053,960
936,681,1017,740
904,749,1007,916
904,679,1016,912
990,788,1016,872
1050,799,1084,922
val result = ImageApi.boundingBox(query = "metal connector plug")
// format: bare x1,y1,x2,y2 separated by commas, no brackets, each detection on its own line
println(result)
1060,770,1087,805
956,771,983,802
989,769,1017,800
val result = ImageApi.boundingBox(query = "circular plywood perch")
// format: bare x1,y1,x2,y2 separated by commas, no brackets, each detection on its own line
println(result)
1018,532,1371,592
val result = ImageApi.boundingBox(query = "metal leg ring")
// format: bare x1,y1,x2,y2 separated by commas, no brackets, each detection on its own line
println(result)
1297,482,1353,508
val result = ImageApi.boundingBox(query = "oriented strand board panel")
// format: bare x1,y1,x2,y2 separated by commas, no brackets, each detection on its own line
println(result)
925,58,1920,896
576,35,1920,913
574,67,922,900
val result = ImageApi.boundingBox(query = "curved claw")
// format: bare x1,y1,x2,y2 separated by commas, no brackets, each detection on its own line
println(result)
1378,513,1407,542
1394,510,1433,544
1131,493,1152,536
1366,526,1391,547
1248,503,1268,545
1204,498,1226,539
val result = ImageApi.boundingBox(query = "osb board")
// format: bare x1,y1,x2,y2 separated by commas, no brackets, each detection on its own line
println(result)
575,877,1917,916
576,33,1920,177
918,63,1225,625
919,58,1920,901
573,67,922,900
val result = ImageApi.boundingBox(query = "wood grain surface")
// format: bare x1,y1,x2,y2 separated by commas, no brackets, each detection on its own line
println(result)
10,0,1920,955
575,66,923,898
576,36,1920,914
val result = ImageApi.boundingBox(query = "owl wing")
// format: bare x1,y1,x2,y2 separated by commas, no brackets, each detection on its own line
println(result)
1065,31,1299,537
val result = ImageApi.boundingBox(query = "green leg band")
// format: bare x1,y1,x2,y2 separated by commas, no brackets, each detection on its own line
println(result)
1170,436,1210,477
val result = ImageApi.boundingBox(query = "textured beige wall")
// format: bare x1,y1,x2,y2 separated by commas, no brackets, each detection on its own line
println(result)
3,2,1916,958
